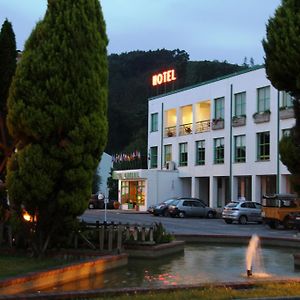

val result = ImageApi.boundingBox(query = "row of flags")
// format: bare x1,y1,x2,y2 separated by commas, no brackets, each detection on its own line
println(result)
112,150,142,163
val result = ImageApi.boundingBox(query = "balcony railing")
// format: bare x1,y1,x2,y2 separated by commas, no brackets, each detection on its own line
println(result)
164,126,176,137
179,123,193,136
195,120,211,133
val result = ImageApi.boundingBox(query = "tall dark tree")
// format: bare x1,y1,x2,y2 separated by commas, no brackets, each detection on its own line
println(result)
6,0,108,255
0,19,17,178
263,0,300,194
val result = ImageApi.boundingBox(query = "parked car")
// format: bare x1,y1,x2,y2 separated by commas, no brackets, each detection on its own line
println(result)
222,201,262,224
168,198,216,218
152,198,179,216
88,194,115,209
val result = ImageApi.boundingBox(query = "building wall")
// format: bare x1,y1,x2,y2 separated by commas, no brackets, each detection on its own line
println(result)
148,67,295,207
97,152,113,198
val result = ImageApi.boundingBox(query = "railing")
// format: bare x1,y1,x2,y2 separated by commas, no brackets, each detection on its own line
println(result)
164,126,176,137
179,123,193,136
73,221,156,253
195,120,211,133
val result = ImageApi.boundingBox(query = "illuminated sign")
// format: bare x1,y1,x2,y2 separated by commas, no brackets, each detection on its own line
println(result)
152,69,176,86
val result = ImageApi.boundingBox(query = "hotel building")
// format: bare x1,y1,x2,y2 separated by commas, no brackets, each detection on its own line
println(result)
114,66,295,211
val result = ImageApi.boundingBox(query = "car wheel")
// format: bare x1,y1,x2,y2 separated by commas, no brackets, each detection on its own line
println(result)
163,210,170,217
283,217,293,230
239,215,247,225
207,211,215,219
224,219,233,224
268,221,280,229
88,203,94,209
178,211,186,218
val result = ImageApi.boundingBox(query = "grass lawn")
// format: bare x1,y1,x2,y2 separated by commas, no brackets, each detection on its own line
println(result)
90,282,300,300
0,255,68,280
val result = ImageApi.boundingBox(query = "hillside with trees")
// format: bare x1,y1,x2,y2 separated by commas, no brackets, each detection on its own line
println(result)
106,49,250,167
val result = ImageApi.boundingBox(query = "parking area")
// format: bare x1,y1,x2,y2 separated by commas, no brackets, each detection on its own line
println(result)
81,209,300,239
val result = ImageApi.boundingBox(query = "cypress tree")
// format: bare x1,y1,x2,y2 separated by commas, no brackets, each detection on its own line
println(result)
0,19,17,178
263,0,300,194
0,19,17,112
6,0,108,255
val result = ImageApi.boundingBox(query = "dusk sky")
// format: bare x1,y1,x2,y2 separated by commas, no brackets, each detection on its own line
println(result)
1,0,281,65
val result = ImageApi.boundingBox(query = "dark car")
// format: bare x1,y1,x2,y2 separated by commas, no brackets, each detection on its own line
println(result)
152,198,178,216
168,198,216,218
88,194,115,209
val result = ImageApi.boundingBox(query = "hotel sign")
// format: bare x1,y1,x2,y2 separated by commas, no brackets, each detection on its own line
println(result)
113,171,140,180
152,69,176,86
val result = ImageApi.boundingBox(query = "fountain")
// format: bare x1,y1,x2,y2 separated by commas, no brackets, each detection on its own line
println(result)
245,234,270,278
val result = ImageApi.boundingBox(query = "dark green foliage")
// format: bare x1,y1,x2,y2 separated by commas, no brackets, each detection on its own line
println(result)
279,134,300,194
107,168,118,200
153,222,173,244
263,0,300,193
0,19,16,113
6,0,108,255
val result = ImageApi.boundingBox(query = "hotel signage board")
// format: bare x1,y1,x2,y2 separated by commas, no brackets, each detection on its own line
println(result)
152,69,176,86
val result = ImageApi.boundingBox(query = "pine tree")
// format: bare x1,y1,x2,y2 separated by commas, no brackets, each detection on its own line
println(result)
6,0,108,255
263,0,300,194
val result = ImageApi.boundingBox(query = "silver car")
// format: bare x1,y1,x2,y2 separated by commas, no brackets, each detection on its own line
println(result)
222,201,262,224
168,199,216,218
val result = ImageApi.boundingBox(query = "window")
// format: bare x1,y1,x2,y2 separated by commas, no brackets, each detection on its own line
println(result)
257,86,270,112
281,91,293,108
164,144,172,164
150,146,158,168
179,142,188,166
234,135,246,163
214,138,224,164
214,97,224,119
196,140,205,165
150,113,158,132
257,132,270,161
234,92,246,116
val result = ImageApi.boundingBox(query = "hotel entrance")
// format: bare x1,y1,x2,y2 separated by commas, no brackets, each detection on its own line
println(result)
121,180,145,210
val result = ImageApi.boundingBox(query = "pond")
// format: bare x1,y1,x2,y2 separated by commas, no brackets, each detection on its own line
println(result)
43,243,300,293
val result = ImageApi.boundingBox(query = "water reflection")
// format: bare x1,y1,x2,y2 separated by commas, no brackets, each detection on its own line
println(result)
42,244,298,293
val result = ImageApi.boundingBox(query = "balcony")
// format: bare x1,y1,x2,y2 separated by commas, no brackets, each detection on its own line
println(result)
253,110,270,124
279,106,294,119
179,123,193,136
232,115,246,127
195,120,211,133
165,126,176,138
212,118,224,130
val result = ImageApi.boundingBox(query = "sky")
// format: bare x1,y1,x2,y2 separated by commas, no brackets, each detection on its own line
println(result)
0,0,281,65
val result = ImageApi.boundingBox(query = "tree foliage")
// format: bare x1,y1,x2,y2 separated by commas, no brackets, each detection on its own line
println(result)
263,0,300,193
0,19,17,179
6,0,108,255
0,19,16,112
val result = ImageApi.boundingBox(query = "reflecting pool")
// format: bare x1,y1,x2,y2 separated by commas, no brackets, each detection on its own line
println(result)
44,244,299,292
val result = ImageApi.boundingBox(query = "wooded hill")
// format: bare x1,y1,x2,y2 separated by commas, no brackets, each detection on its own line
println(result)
106,49,250,166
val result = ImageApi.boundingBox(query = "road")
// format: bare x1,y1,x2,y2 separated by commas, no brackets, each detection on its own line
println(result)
81,209,300,239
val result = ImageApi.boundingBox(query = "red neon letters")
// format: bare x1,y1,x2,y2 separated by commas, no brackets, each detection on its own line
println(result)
152,69,176,86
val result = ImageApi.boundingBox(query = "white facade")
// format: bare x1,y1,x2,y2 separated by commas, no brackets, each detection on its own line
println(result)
147,66,295,209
